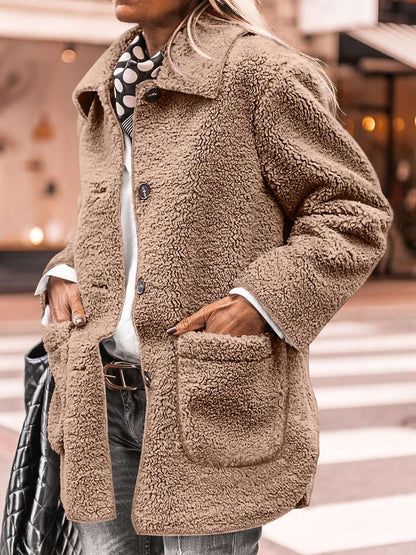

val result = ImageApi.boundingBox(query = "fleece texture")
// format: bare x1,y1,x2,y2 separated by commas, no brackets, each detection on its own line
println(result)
39,10,394,536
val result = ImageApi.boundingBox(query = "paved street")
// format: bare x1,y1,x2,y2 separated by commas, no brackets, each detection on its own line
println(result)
0,279,415,554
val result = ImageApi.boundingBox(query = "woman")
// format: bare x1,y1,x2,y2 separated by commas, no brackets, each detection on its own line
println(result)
35,0,394,553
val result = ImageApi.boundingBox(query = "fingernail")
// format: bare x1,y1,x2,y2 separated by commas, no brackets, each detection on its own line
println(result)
74,317,85,325
166,326,177,335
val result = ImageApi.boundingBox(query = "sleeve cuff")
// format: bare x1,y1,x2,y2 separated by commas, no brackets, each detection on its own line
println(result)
34,264,77,296
228,287,294,348
41,304,51,327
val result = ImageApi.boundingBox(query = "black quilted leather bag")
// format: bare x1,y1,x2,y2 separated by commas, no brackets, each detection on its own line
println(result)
0,340,82,554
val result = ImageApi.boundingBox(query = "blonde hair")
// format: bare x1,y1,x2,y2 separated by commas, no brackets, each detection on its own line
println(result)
164,0,339,115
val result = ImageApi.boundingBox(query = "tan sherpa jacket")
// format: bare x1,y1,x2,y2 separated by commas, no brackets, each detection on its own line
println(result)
39,10,394,536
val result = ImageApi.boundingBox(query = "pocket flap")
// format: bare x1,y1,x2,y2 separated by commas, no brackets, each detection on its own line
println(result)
176,330,273,362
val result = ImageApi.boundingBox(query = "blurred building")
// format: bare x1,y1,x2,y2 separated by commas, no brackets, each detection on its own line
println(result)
0,0,415,292
265,0,416,276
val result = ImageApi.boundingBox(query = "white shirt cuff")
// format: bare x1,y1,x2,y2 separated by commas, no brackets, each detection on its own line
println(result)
228,287,294,347
41,305,51,327
34,264,77,296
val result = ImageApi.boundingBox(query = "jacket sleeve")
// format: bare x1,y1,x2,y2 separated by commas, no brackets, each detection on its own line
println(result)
228,287,294,347
38,193,81,320
231,56,394,351
38,115,85,320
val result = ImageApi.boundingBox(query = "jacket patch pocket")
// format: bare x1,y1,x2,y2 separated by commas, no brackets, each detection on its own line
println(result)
42,320,74,454
175,330,287,468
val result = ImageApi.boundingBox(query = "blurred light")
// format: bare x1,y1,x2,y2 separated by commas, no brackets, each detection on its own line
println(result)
32,115,54,140
393,118,405,132
29,227,44,245
362,116,376,132
414,116,416,127
45,220,64,244
24,158,44,172
396,159,411,183
61,43,77,64
377,117,387,133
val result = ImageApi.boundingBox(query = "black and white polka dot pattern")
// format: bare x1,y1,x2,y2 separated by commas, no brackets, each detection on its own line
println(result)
113,30,164,137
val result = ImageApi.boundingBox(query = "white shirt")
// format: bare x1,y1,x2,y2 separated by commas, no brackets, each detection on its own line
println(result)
34,131,292,362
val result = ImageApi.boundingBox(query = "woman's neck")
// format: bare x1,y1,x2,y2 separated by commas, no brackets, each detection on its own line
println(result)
140,3,219,57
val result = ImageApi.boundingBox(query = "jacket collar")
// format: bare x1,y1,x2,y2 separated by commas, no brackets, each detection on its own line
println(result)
72,10,248,118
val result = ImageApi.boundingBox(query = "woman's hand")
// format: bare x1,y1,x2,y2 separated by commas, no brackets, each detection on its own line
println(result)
47,276,87,326
166,294,268,336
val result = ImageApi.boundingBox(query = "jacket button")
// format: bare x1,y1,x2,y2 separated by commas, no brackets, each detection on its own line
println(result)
144,370,151,387
138,183,150,200
144,86,161,102
136,278,145,295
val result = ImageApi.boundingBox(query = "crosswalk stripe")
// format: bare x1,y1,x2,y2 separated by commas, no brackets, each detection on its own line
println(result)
0,336,42,354
309,352,416,377
0,411,25,433
319,427,416,464
315,381,416,409
0,355,26,373
0,379,24,399
262,493,416,554
316,322,379,338
310,333,416,355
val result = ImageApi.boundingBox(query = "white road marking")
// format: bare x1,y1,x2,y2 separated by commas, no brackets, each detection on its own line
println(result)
262,493,416,554
319,427,416,464
316,322,379,338
0,336,42,354
0,355,26,373
0,411,25,433
0,379,24,399
310,333,416,355
309,352,416,377
315,381,416,408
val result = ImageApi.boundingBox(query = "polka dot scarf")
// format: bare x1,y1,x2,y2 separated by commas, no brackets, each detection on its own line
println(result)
113,30,165,137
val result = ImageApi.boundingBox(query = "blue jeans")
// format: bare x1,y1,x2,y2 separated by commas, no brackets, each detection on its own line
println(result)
73,366,262,554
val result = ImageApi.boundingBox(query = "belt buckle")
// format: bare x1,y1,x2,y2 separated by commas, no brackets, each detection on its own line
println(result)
103,361,140,391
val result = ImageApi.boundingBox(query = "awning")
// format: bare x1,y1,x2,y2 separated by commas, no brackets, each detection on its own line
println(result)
346,23,416,70
0,0,134,45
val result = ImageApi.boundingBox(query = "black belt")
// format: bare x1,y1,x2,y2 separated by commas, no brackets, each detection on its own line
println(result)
100,344,145,391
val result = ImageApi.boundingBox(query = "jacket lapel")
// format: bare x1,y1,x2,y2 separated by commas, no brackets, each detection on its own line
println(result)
72,11,248,118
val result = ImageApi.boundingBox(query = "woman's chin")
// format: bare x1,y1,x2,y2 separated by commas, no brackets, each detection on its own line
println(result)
114,6,140,23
